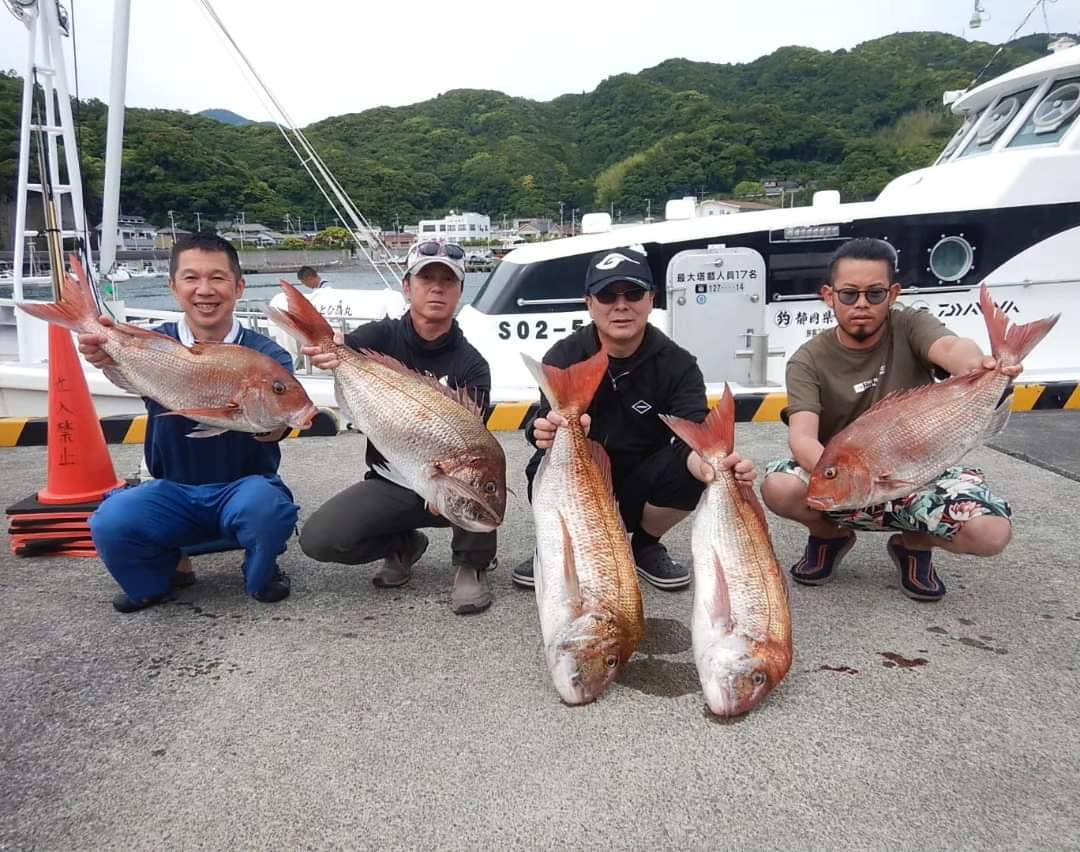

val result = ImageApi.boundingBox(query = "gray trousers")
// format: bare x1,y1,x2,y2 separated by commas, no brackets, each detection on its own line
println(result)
299,474,497,567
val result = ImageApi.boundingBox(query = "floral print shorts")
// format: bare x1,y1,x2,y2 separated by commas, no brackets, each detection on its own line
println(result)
764,459,1012,541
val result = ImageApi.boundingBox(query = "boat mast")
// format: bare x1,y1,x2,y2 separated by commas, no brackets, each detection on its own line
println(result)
97,0,132,288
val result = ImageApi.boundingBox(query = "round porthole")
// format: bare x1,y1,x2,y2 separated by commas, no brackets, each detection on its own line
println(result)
975,96,1020,143
929,236,974,281
1033,83,1080,133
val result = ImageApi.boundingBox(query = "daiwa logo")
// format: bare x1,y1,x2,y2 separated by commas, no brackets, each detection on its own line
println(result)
595,252,639,271
631,400,653,414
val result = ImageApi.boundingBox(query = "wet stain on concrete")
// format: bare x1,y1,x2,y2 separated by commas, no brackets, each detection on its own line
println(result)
958,618,976,626
342,632,359,639
620,657,698,698
926,626,948,635
958,637,997,652
151,748,166,757
639,618,692,656
1040,614,1055,620
819,665,859,675
1067,614,1080,622
879,652,928,669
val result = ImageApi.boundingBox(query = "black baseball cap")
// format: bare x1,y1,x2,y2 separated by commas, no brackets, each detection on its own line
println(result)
584,247,655,295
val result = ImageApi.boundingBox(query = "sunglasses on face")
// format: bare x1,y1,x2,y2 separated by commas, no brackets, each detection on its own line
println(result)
833,286,890,306
593,287,648,305
415,241,465,261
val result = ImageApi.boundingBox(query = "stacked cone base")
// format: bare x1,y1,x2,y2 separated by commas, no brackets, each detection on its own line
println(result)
6,492,102,557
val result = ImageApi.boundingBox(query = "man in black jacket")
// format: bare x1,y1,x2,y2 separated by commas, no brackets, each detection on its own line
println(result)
299,241,496,614
512,246,755,591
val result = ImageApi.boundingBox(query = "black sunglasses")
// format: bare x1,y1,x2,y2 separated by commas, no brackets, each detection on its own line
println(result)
593,287,648,305
833,287,890,306
416,241,465,261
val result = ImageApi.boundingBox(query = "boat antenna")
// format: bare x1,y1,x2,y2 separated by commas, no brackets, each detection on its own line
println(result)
968,0,1057,91
193,0,406,291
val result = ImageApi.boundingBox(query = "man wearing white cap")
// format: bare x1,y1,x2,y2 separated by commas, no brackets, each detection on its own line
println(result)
299,240,496,614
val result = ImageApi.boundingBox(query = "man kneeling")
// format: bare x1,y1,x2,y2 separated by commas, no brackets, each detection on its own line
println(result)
761,238,1014,601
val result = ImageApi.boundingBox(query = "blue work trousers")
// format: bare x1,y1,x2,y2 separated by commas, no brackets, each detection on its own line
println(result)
90,475,298,602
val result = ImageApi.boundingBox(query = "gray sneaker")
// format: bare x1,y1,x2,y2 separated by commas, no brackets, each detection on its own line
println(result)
373,531,429,588
451,564,493,614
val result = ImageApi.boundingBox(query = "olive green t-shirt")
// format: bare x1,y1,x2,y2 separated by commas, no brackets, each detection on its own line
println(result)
782,306,954,444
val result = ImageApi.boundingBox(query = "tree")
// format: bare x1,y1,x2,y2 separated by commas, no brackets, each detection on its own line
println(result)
734,180,765,198
312,226,355,248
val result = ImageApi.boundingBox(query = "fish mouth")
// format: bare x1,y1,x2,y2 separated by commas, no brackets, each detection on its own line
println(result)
805,495,835,511
289,403,320,431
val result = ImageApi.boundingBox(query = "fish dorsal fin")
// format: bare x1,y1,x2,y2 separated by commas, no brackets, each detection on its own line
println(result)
557,512,583,609
357,348,484,419
586,439,615,496
709,547,734,630
981,394,1012,441
859,370,984,419
112,321,176,341
660,384,735,462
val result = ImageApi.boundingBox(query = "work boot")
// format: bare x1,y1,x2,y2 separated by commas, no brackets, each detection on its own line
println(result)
373,531,429,589
451,563,493,614
112,591,172,613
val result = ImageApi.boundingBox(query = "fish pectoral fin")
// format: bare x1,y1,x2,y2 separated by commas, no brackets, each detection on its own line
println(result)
709,547,734,630
874,473,916,489
159,403,243,420
558,512,583,611
371,462,412,491
427,463,501,525
184,426,229,439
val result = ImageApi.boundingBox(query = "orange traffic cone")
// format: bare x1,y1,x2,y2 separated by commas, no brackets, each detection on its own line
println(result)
36,324,125,504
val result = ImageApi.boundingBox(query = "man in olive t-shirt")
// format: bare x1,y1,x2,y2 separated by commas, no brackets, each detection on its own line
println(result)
761,238,1019,602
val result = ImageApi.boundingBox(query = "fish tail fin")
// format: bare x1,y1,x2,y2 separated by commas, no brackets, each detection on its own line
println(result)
660,383,735,459
16,253,96,331
980,282,1060,367
266,280,336,347
521,347,608,415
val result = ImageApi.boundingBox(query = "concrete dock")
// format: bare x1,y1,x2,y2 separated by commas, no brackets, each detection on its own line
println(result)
1,419,1078,850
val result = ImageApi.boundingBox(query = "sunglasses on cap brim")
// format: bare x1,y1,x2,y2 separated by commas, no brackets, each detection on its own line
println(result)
415,241,465,261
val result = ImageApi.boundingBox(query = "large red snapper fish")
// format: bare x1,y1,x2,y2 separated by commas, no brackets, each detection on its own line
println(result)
17,255,318,437
662,386,792,717
806,283,1059,512
522,349,644,706
267,281,506,533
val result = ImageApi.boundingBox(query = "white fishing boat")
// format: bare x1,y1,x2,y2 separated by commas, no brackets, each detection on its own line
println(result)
2,0,1078,422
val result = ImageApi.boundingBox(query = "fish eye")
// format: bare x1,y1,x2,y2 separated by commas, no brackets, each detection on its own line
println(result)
483,480,497,495
604,655,618,669
823,466,837,480
752,671,767,687
271,380,287,395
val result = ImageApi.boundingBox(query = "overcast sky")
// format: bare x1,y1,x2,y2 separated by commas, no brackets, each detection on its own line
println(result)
2,0,1076,126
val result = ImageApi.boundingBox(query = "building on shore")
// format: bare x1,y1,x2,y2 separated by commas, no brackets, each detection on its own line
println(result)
94,214,158,252
418,211,490,242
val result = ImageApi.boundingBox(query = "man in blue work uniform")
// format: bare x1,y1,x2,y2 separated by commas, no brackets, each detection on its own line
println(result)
80,234,298,612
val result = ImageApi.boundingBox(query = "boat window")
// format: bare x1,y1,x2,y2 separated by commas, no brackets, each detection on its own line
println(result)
937,111,980,163
1008,76,1080,148
958,88,1036,158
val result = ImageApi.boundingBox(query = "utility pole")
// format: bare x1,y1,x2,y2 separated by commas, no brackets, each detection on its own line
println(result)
559,201,564,236
646,198,651,221
238,211,245,249
168,209,177,243
571,208,578,236
194,211,201,232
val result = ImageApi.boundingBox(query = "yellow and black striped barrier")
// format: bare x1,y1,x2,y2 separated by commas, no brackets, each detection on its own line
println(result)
0,408,342,448
1,383,1076,445
478,380,1080,430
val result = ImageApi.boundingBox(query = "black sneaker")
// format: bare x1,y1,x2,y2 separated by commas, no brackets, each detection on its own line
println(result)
511,556,535,589
112,591,172,613
887,535,945,601
252,568,292,603
634,542,690,590
790,532,856,586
